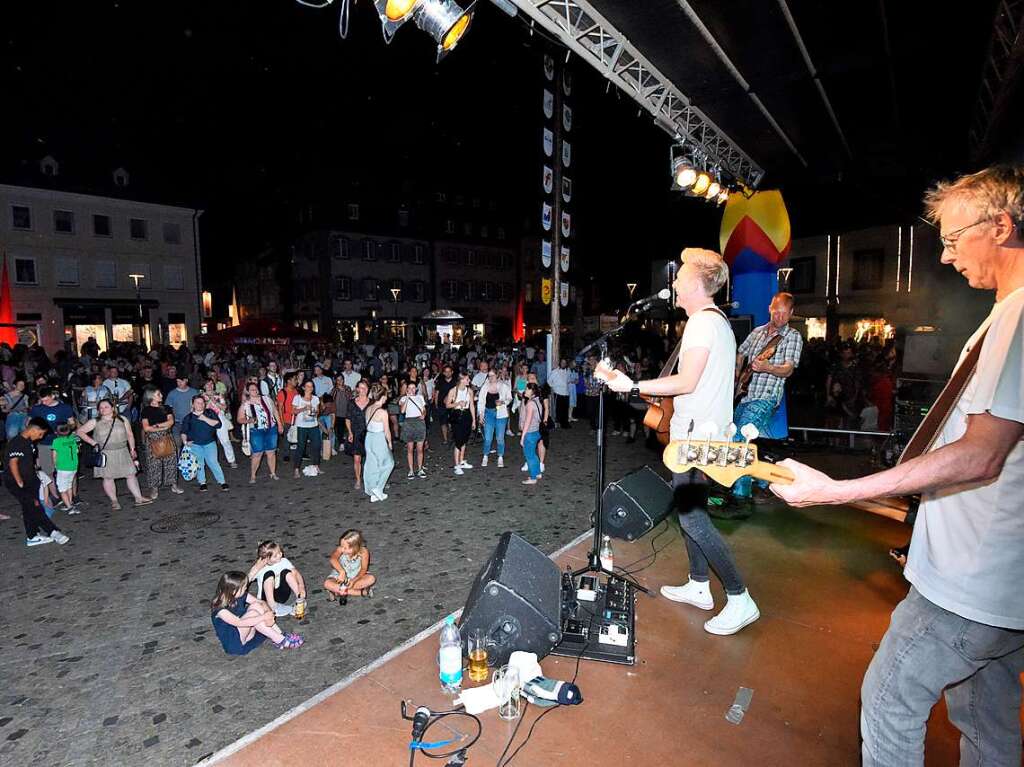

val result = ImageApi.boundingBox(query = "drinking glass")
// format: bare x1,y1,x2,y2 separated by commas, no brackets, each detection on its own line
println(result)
493,665,522,721
467,628,489,683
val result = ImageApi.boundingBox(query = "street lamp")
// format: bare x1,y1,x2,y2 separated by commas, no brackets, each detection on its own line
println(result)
626,282,637,300
390,287,401,338
129,273,146,344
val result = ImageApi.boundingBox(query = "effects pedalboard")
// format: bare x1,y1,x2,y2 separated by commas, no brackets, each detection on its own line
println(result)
550,570,637,665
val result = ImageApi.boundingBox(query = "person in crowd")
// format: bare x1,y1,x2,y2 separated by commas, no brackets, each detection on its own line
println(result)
76,398,153,510
29,385,76,504
531,350,548,388
399,379,427,479
568,361,581,423
346,380,370,490
291,379,322,478
319,392,335,462
181,394,228,492
519,382,544,485
477,368,511,468
259,361,283,400
340,358,361,390
236,382,280,483
332,374,351,454
446,371,476,475
583,355,603,431
825,343,863,430
610,359,639,440
5,418,69,545
525,372,550,475
379,373,400,438
311,364,333,398
246,541,307,618
276,371,299,463
471,359,489,391
362,383,395,502
50,423,80,513
139,387,183,498
433,364,457,446
2,377,30,440
324,529,375,604
547,358,572,429
203,378,237,470
210,572,303,654
165,374,199,444
102,364,133,416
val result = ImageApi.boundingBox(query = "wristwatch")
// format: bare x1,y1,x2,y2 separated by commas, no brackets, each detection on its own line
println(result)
630,386,641,400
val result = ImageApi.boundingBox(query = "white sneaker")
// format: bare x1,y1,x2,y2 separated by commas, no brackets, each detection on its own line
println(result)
497,457,504,468
461,461,473,469
481,456,488,467
540,462,545,473
370,494,381,502
660,580,714,610
407,471,415,479
26,534,54,547
454,466,464,476
704,590,760,636
521,463,528,472
49,530,70,545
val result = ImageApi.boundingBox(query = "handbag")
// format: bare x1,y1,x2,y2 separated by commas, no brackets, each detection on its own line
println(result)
86,417,118,469
178,445,201,482
241,423,252,457
149,432,176,460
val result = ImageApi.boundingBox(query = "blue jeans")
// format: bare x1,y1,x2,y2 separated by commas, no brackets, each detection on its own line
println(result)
861,587,1024,766
522,432,541,479
482,409,507,457
193,441,225,485
6,412,26,440
730,398,777,499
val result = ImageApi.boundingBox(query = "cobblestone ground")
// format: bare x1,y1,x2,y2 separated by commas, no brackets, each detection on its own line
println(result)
0,423,654,767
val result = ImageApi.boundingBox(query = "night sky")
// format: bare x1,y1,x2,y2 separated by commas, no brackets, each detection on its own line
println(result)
1,1,1012,311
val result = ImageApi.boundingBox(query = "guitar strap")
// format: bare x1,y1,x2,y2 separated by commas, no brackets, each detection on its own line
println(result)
659,306,729,377
898,327,989,464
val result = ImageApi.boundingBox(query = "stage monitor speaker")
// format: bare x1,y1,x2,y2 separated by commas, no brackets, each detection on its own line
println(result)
602,465,675,541
460,532,562,667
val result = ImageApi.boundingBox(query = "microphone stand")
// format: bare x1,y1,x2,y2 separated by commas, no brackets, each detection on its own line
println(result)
571,321,650,594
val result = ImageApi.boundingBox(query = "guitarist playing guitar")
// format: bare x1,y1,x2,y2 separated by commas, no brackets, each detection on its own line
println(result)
603,247,761,637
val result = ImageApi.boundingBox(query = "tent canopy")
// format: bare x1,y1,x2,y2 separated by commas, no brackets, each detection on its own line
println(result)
199,319,325,346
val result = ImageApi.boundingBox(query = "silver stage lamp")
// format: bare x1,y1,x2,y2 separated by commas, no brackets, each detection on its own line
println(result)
413,0,474,61
374,0,421,41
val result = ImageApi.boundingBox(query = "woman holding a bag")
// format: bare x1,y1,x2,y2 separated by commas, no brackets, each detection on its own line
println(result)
236,382,279,484
140,387,183,499
77,398,153,510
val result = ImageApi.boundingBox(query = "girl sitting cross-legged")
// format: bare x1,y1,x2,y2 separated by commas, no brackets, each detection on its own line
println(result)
210,571,303,655
324,529,376,606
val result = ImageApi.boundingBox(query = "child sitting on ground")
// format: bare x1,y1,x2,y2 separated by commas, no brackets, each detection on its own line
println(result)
247,541,307,618
324,529,376,605
51,423,80,513
210,571,303,654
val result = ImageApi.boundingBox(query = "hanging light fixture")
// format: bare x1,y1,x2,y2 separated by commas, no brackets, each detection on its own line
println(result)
672,156,696,189
374,0,420,39
717,189,729,205
704,180,721,200
691,172,711,196
414,0,473,61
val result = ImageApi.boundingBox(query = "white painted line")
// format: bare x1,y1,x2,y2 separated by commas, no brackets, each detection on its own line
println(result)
201,529,593,765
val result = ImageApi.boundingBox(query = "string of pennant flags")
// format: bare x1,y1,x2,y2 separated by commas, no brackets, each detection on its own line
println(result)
541,52,573,308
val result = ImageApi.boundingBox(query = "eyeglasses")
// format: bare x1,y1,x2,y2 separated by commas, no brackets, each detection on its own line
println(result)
939,218,991,253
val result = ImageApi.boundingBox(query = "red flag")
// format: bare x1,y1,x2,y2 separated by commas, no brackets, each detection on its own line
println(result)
514,290,526,342
0,253,17,346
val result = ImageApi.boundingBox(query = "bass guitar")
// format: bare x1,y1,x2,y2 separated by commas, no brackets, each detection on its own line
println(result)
660,421,795,488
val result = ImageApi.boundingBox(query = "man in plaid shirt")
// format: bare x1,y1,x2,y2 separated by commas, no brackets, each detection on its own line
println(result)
731,292,803,502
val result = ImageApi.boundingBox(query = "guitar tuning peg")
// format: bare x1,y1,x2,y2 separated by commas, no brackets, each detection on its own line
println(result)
724,423,737,440
698,420,718,437
740,423,759,441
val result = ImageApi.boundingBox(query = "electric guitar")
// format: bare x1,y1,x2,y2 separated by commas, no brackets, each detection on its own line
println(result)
734,334,783,404
661,422,795,488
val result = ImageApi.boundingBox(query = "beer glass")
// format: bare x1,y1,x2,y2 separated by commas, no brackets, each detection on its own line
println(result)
493,665,522,721
294,598,306,620
467,628,489,683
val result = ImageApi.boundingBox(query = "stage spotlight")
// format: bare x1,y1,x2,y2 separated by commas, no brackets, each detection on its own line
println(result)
672,157,696,189
692,172,711,196
705,180,721,200
414,0,473,60
717,189,729,205
374,0,420,39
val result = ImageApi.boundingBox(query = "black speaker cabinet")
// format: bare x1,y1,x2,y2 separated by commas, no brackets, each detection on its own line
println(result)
460,532,562,666
602,465,675,541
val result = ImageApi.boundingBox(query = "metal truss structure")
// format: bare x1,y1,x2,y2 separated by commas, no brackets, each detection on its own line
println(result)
969,0,1024,159
506,0,766,188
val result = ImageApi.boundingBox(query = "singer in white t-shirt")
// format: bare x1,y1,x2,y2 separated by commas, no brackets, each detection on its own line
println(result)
605,248,759,637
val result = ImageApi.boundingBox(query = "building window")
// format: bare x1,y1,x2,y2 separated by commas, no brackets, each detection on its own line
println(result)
445,219,455,234
11,205,31,230
93,214,112,237
129,218,148,240
443,247,458,264
332,236,350,259
466,250,477,267
53,210,75,234
480,224,489,239
455,195,465,207
525,282,534,303
55,257,79,286
853,248,885,290
434,191,447,203
162,222,181,244
164,265,185,290
461,281,474,301
362,239,376,261
413,245,425,265
361,278,379,302
347,203,360,221
334,276,352,301
478,282,491,301
499,282,512,301
788,257,816,294
388,278,403,300
496,226,505,241
398,209,409,227
463,221,473,237
412,280,426,302
95,261,117,289
443,280,458,301
13,257,37,285
389,243,401,263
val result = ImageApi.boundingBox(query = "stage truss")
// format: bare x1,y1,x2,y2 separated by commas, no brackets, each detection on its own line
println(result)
506,0,765,188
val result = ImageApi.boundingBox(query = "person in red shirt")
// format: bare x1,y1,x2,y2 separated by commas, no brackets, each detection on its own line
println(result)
276,371,299,463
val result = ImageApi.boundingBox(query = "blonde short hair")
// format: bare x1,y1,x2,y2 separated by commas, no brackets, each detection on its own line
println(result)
924,164,1024,225
680,248,729,297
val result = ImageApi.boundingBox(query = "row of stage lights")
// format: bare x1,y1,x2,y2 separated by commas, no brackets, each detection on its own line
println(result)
669,144,748,206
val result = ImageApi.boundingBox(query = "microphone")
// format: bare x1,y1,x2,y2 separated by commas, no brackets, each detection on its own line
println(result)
633,288,672,307
717,301,740,310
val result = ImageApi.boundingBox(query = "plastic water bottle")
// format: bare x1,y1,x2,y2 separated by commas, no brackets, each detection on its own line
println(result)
439,615,463,694
600,535,614,572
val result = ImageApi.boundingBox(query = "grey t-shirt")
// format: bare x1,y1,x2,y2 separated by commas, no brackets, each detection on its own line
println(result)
165,387,199,432
905,287,1024,629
